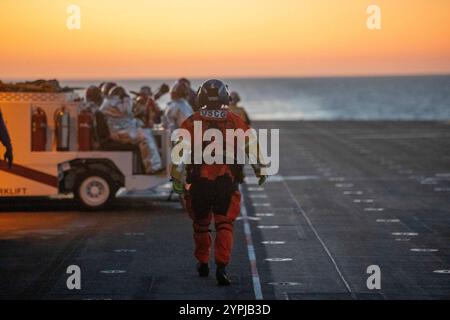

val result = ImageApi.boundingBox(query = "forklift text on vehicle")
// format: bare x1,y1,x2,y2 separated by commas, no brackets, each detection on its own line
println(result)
171,121,280,176
0,187,27,196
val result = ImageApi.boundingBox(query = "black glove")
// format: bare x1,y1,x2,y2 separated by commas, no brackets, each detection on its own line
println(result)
258,175,267,186
4,147,13,168
155,83,170,100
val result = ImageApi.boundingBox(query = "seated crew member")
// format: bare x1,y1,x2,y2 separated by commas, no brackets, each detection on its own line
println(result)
163,81,194,134
99,82,117,101
132,86,163,128
84,85,103,112
100,86,162,174
178,78,198,111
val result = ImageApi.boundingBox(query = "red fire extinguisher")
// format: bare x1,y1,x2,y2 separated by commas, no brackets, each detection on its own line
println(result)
54,106,70,151
31,107,48,151
78,108,94,151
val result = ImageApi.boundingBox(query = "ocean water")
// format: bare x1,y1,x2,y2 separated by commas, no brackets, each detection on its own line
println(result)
62,75,450,121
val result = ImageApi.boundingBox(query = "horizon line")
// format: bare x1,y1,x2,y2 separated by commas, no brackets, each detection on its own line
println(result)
3,72,450,82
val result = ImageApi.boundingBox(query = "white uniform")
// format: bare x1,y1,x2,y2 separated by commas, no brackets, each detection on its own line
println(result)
100,96,162,173
163,98,193,133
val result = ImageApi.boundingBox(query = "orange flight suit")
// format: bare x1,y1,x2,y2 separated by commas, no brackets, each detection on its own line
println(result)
180,109,250,265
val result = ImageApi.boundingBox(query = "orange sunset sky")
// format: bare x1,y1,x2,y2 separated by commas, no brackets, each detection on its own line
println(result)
1,0,450,79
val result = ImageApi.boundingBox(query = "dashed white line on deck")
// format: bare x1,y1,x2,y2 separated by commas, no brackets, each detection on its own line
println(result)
240,186,263,300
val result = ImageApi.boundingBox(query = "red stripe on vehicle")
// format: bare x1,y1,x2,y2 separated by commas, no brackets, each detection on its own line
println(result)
0,160,58,187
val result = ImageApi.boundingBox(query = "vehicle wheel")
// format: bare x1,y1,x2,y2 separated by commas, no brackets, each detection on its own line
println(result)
74,171,115,210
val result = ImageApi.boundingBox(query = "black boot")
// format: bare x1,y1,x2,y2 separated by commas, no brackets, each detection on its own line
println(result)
216,264,231,286
197,263,209,277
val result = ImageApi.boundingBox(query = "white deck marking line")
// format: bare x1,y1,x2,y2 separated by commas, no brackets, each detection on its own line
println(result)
364,208,384,212
244,178,259,185
236,216,261,221
258,225,280,229
343,191,363,195
410,248,438,252
435,173,450,178
281,175,320,181
434,187,450,192
255,213,275,217
249,194,268,199
261,241,286,245
434,270,450,274
392,232,418,236
281,179,354,296
329,177,346,181
253,203,270,207
240,186,263,300
248,187,265,191
100,270,126,274
335,183,354,188
421,180,438,185
265,258,293,262
353,199,374,203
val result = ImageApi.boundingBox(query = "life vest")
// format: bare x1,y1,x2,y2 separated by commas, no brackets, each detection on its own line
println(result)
181,109,249,183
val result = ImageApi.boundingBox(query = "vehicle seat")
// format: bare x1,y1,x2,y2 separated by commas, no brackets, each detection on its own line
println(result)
95,111,144,174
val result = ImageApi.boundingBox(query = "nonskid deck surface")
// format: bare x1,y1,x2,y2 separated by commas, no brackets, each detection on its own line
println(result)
0,121,449,299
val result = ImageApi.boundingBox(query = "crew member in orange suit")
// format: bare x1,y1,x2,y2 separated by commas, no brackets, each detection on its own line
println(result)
172,79,266,286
